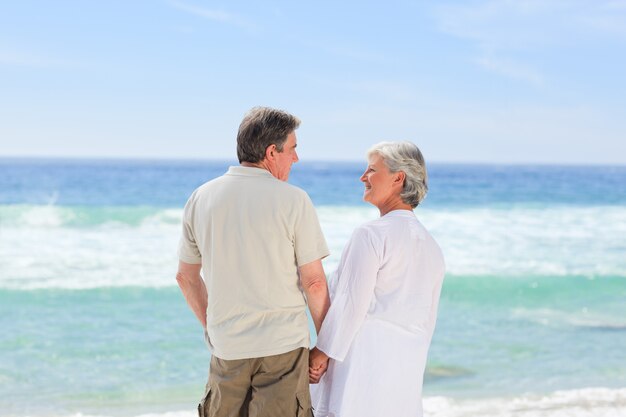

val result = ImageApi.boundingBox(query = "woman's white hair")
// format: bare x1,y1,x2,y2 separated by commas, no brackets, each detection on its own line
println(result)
367,141,428,208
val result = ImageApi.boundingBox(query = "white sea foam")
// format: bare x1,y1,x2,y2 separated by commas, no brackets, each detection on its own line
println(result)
18,388,626,417
511,308,626,330
317,205,626,278
16,204,72,227
423,387,626,417
1,205,625,289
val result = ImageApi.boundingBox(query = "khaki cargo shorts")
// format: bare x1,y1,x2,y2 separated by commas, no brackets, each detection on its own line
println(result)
198,347,313,417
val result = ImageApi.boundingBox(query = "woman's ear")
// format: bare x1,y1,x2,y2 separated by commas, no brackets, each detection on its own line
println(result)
394,171,406,185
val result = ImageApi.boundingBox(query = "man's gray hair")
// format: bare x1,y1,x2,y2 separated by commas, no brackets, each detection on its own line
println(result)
367,141,429,208
237,107,301,163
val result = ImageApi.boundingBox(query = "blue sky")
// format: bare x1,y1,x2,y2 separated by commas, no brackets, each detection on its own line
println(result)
1,0,625,163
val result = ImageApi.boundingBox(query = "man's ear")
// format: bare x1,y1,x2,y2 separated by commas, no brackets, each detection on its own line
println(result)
265,144,277,161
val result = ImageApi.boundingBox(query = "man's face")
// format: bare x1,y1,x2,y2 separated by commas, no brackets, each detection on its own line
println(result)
271,132,299,181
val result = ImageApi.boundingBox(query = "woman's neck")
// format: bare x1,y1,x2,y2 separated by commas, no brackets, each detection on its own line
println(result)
377,198,412,217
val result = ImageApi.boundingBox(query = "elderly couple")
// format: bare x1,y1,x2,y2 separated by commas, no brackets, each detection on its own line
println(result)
176,106,445,417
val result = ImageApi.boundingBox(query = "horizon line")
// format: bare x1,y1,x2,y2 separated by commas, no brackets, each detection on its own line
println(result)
0,154,625,168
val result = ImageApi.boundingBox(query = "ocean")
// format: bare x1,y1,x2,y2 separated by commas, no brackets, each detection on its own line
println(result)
1,158,625,417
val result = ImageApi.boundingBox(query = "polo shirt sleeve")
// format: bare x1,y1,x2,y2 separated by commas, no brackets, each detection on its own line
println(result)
178,193,202,264
293,192,329,266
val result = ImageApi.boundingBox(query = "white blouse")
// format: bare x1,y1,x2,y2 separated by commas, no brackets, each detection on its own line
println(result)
312,210,445,417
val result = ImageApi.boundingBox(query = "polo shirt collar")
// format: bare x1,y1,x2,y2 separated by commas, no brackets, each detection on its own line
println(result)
226,165,276,179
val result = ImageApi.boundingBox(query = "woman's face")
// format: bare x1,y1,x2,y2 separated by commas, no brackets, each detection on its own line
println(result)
360,154,398,207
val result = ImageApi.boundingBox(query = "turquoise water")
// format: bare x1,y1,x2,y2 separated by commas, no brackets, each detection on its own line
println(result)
1,159,625,416
0,288,204,414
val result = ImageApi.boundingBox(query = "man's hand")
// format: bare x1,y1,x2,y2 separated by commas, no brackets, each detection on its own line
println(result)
309,347,329,384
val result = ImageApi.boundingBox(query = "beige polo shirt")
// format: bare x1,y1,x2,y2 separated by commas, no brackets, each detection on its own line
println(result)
178,166,329,360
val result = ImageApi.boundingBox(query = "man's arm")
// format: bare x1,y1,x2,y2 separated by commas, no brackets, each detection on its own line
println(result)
299,259,329,333
176,261,207,328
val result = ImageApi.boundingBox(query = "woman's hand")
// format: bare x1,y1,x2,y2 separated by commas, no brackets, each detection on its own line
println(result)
309,347,329,384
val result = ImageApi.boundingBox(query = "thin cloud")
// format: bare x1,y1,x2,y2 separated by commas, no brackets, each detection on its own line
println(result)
0,49,75,68
476,56,544,86
168,1,257,32
432,1,626,83
300,39,386,64
434,0,626,48
581,1,626,38
172,25,196,34
582,15,626,37
0,52,40,66
345,80,416,102
434,1,571,50
606,0,626,10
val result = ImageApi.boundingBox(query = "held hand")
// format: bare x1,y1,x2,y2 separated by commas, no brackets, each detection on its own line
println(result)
309,347,329,384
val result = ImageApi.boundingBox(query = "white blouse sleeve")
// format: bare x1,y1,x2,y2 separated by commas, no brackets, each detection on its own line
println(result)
426,262,446,340
315,226,381,362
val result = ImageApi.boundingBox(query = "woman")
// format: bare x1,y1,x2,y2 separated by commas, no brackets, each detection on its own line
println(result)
309,141,445,417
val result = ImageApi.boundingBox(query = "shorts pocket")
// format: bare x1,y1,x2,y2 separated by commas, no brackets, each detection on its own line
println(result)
198,387,212,417
296,390,313,417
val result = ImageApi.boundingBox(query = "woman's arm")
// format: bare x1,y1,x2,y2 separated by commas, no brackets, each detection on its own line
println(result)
315,227,380,362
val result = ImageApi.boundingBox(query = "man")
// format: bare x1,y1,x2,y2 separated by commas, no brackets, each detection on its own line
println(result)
176,106,330,417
